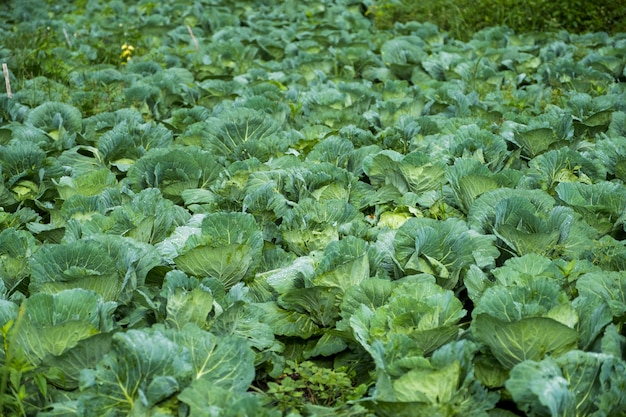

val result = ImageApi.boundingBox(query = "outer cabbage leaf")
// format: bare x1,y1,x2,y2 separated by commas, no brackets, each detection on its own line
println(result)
573,295,613,351
210,301,276,351
98,120,173,170
363,150,445,195
576,271,626,318
126,146,223,203
202,107,283,162
8,289,116,366
278,286,342,328
339,278,395,327
78,328,193,416
512,127,560,158
179,383,279,417
167,324,255,390
256,301,321,339
160,270,215,330
59,191,121,225
29,236,161,302
527,147,605,193
361,340,499,417
593,135,626,181
446,158,501,214
41,333,113,390
585,235,626,271
506,351,626,417
29,240,120,301
172,212,263,289
312,236,373,291
394,217,498,288
252,254,316,296
556,181,626,235
449,124,510,172
0,141,48,188
468,188,555,234
82,108,145,138
487,195,589,258
86,188,191,244
26,101,82,146
472,314,579,369
350,277,466,359
306,136,354,168
472,277,568,322
280,198,363,256
381,36,428,80
493,254,555,285
54,168,118,199
0,227,37,293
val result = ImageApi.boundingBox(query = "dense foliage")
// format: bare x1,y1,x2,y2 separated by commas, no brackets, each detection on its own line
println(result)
369,0,626,40
0,0,625,416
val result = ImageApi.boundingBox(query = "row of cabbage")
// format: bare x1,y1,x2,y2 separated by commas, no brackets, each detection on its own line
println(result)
1,0,626,416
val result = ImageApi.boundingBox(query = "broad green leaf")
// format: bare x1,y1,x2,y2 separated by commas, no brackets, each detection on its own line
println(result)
556,181,626,234
393,361,460,403
363,340,498,416
340,278,395,319
394,217,498,288
528,148,604,192
514,127,557,158
0,227,37,292
54,168,118,199
0,141,47,183
78,329,193,415
507,351,626,417
41,333,114,390
29,237,159,302
9,289,116,365
179,382,277,417
172,212,264,288
278,286,342,328
313,237,371,291
203,107,283,162
446,157,500,213
257,301,321,339
468,188,555,234
303,331,348,358
175,243,257,289
573,296,613,350
353,278,466,357
90,188,191,244
506,358,575,416
169,324,255,390
210,302,276,351
576,271,626,318
473,314,579,369
165,286,214,330
26,101,82,146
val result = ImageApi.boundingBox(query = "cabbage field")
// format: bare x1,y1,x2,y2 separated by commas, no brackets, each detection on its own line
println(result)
1,0,626,416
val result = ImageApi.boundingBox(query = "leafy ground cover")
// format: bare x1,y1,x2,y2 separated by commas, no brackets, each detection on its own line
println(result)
1,0,626,416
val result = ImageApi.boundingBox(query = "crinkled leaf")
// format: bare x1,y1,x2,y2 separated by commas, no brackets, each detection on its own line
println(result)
41,333,114,390
9,289,116,365
78,328,193,415
576,271,626,318
168,324,255,390
257,301,320,339
473,314,579,369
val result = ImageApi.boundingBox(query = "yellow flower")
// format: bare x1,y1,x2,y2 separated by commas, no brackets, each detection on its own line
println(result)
120,43,135,64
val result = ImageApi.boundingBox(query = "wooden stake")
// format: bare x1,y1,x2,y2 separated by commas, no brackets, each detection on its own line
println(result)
63,28,73,48
187,25,199,51
2,63,11,98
